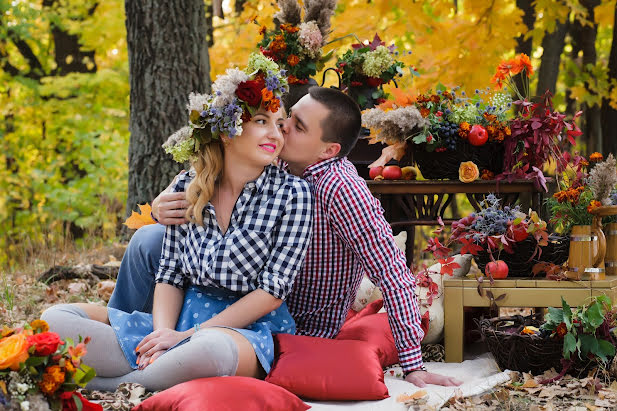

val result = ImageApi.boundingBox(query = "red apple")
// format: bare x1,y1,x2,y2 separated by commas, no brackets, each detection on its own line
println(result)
468,124,488,146
382,165,402,180
485,260,509,279
369,166,384,180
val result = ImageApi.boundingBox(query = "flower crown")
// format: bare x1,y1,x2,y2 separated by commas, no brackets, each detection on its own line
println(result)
163,53,289,163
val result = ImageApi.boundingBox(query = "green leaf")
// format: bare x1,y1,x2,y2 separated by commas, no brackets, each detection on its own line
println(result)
73,394,84,411
25,356,48,367
545,306,564,326
74,364,96,387
562,298,572,329
436,83,447,92
563,333,576,359
578,334,597,359
585,302,605,328
597,339,615,362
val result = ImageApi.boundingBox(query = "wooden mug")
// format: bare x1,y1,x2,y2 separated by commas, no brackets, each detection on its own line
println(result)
566,223,606,280
605,222,617,276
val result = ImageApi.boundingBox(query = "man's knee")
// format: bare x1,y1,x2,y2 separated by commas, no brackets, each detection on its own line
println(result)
128,224,165,263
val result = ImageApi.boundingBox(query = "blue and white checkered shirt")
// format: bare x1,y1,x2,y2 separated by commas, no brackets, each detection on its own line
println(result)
155,165,313,300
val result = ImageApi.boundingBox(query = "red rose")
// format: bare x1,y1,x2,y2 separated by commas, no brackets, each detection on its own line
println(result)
235,80,263,107
366,77,382,87
27,331,61,356
60,391,103,411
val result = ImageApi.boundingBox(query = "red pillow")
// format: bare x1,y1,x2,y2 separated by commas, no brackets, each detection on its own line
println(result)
265,334,389,401
337,312,399,367
131,376,309,411
345,299,384,324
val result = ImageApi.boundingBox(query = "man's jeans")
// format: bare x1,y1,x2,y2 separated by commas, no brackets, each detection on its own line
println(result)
108,224,165,313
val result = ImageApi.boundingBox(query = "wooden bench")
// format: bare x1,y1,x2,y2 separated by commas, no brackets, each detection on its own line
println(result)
443,276,617,362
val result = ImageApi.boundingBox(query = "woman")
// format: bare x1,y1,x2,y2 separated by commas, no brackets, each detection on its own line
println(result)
42,54,313,391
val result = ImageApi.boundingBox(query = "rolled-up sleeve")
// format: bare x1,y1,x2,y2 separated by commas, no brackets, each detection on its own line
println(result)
329,181,425,372
155,172,190,289
257,180,313,300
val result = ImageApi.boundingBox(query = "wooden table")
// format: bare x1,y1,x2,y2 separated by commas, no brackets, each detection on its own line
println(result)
442,276,617,363
366,179,545,262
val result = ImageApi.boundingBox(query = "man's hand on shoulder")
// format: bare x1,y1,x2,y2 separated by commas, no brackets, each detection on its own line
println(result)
152,172,190,225
404,370,462,387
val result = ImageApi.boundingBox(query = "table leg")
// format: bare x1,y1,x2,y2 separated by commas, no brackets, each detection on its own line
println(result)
406,226,415,265
444,286,464,363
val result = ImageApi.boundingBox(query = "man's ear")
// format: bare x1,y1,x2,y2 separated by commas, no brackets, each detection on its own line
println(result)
318,142,341,160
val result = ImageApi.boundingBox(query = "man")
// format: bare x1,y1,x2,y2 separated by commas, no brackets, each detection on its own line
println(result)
110,87,461,388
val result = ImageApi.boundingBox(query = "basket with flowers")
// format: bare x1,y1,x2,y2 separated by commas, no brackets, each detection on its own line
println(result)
479,295,616,376
334,34,412,110
0,319,99,410
425,194,570,278
257,0,336,107
362,86,511,180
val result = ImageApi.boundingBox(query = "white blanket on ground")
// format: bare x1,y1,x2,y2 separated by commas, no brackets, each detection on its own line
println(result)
305,353,511,410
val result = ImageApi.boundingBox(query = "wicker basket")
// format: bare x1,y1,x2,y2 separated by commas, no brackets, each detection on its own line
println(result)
473,235,570,277
478,314,563,374
413,140,504,180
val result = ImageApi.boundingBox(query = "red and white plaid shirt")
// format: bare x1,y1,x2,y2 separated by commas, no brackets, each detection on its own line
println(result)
287,157,425,372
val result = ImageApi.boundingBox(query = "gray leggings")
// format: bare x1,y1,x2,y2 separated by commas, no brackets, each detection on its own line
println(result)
41,304,239,392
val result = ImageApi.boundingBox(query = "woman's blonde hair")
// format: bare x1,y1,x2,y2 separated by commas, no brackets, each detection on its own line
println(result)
185,141,224,226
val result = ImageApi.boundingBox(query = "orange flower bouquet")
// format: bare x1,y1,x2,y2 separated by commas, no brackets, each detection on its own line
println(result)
257,0,336,84
0,320,100,410
548,154,617,234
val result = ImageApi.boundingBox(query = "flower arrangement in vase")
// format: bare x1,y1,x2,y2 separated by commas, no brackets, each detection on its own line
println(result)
492,54,582,191
0,319,99,410
257,0,336,85
334,34,413,109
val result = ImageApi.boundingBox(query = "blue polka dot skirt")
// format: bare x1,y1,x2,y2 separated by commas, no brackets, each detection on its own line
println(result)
107,285,296,374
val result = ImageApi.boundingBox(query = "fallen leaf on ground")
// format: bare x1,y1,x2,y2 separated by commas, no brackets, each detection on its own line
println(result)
68,282,88,294
97,280,116,301
397,389,427,402
523,378,539,388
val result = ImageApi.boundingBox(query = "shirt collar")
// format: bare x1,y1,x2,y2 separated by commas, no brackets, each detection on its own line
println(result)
248,165,273,194
302,157,341,179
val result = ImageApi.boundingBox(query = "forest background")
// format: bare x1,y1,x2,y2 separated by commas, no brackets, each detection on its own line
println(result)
1,0,617,270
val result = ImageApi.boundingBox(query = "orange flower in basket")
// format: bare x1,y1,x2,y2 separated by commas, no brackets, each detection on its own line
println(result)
459,161,479,183
587,200,602,213
555,322,567,338
480,169,495,180
590,152,604,162
287,54,300,67
0,333,30,371
280,23,299,33
419,107,430,118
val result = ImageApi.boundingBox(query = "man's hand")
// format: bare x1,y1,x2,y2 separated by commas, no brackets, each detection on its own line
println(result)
405,370,463,387
152,192,190,225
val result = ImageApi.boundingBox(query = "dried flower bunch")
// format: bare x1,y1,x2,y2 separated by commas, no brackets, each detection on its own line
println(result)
163,53,288,163
0,320,99,410
258,0,336,84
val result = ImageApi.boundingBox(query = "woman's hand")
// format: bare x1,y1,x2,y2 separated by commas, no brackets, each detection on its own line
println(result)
135,328,192,369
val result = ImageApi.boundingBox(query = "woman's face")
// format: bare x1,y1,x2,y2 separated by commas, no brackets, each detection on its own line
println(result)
224,106,285,167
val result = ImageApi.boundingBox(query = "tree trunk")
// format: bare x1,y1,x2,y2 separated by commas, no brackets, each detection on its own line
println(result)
602,3,617,157
579,0,602,154
514,0,535,101
125,0,211,217
536,20,567,97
